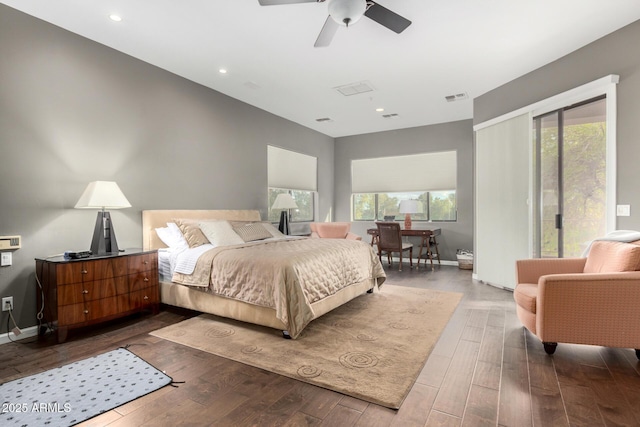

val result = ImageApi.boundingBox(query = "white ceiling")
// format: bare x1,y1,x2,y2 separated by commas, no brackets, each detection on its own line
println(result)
3,0,640,138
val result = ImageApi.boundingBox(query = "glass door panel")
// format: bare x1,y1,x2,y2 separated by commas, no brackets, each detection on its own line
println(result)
534,96,606,258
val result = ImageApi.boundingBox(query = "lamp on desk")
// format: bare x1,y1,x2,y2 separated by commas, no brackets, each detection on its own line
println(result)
271,193,298,235
75,181,131,256
399,199,419,230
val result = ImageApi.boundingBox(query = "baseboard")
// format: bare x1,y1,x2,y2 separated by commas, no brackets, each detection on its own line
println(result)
0,325,39,345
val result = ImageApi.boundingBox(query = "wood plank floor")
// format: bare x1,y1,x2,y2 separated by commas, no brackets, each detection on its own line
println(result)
2,265,640,426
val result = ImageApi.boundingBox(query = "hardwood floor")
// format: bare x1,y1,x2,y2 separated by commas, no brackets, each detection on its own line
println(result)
2,265,640,426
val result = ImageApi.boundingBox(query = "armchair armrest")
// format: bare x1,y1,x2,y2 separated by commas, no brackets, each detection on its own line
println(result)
536,271,640,347
516,258,587,284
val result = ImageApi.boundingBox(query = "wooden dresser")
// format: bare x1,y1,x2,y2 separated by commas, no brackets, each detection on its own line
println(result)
35,249,159,343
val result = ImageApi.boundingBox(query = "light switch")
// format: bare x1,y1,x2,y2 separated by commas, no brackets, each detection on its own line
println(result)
616,205,631,216
0,252,11,266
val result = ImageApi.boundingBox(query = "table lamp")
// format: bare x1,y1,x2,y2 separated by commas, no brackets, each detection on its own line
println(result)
271,193,298,235
75,181,131,255
399,199,419,229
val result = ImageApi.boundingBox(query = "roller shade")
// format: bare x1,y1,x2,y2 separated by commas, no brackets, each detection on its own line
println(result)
268,146,317,191
351,151,457,193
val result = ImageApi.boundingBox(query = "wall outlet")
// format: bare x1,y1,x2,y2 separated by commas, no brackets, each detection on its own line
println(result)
2,296,13,312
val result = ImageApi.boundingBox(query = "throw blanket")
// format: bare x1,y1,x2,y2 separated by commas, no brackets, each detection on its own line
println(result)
582,230,640,256
172,238,386,338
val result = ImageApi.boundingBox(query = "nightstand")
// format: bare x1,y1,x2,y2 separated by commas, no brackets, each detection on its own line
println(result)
35,249,159,343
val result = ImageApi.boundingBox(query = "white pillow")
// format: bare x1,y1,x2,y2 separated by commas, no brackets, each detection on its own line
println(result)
199,220,244,247
155,222,189,249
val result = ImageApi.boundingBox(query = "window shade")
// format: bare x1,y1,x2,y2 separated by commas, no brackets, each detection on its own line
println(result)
268,146,317,191
475,113,530,290
351,151,457,193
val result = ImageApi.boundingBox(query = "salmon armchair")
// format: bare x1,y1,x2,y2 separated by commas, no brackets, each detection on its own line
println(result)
309,222,361,241
514,240,640,359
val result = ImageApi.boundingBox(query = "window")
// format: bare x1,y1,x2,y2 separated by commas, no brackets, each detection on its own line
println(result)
268,188,315,222
351,151,457,222
267,146,317,223
352,190,456,222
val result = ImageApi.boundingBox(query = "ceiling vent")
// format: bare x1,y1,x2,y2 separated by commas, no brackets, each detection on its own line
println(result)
445,92,468,102
382,113,399,119
316,117,333,123
334,81,375,96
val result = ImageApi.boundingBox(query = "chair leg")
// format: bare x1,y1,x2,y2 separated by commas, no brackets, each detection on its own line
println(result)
543,342,557,355
398,252,402,271
409,248,413,269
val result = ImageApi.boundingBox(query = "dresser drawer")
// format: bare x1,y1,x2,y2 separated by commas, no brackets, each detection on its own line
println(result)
58,296,120,325
127,253,158,274
58,277,124,305
54,257,128,285
130,269,158,292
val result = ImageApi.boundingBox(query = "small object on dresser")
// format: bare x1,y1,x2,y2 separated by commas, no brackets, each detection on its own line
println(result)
64,250,92,259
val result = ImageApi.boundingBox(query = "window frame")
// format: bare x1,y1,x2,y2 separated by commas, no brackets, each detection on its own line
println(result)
352,190,457,222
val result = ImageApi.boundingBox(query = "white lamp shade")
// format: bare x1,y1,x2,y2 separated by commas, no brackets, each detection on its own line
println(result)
75,181,131,209
399,199,419,214
271,193,298,210
328,0,367,26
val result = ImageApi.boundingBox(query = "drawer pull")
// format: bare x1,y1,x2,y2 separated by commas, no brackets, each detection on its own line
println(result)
81,270,88,274
143,260,149,265
82,290,89,294
83,310,89,314
143,277,149,282
143,296,149,300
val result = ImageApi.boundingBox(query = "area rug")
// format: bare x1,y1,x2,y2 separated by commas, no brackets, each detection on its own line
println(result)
150,285,462,408
0,347,173,427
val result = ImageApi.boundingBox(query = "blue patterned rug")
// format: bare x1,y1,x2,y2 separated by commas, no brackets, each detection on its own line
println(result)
0,347,173,426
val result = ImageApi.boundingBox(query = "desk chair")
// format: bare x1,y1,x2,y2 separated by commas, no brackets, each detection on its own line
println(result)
375,222,413,271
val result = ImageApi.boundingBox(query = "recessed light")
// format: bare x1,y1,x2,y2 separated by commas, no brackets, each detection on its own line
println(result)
109,14,122,22
219,69,228,74
376,108,384,112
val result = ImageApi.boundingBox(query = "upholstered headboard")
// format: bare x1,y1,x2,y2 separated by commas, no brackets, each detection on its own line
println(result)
142,209,261,250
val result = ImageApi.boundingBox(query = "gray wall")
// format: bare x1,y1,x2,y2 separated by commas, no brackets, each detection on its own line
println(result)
474,18,640,231
0,4,334,332
334,120,474,262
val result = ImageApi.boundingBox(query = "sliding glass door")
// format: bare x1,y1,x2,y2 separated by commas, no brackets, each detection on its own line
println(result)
533,96,607,258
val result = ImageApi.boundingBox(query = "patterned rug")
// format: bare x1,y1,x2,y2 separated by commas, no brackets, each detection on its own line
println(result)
0,347,173,426
151,285,462,409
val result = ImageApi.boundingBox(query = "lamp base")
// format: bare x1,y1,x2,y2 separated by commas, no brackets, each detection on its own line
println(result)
404,213,412,229
90,211,120,256
278,210,290,235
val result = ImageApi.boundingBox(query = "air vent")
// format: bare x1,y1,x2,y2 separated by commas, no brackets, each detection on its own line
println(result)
382,113,399,119
334,81,375,96
445,92,468,102
316,117,333,122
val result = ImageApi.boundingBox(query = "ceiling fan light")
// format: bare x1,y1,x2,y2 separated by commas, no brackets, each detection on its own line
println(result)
328,0,367,27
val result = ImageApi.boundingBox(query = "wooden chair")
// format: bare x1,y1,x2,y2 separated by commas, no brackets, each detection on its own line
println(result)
375,222,413,271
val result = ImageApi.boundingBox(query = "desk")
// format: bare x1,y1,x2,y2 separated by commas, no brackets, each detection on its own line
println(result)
367,227,441,270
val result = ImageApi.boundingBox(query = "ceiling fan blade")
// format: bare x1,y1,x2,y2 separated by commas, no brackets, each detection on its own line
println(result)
314,16,339,47
258,0,324,5
364,1,411,33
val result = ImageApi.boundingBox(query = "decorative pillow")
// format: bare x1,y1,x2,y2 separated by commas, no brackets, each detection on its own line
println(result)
199,220,244,247
233,222,273,242
173,218,210,248
155,222,188,249
583,240,640,273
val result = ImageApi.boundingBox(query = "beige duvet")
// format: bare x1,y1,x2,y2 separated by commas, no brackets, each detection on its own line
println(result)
172,238,386,338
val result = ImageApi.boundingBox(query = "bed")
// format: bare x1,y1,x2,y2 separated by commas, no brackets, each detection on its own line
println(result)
142,210,386,338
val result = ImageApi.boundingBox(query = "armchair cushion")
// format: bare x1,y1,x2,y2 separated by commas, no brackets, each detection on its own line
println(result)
583,241,640,273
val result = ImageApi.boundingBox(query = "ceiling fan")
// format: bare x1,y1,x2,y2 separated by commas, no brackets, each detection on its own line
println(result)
258,0,412,47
